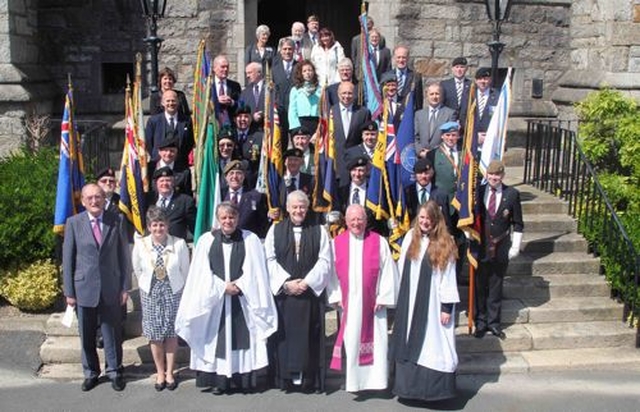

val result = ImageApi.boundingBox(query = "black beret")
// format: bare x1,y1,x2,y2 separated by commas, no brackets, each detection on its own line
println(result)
158,136,178,150
414,157,433,173
291,127,312,137
153,166,174,179
96,167,116,180
452,57,468,66
284,148,304,159
379,71,397,86
223,159,246,175
235,101,252,115
347,155,369,171
475,67,491,79
218,126,236,141
361,120,378,133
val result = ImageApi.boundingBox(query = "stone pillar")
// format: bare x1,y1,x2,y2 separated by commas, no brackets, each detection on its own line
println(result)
0,0,55,157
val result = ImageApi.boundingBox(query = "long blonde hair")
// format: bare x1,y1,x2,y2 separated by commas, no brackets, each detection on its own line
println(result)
406,201,458,270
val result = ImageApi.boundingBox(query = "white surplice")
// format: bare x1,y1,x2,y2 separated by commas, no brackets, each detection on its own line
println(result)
175,230,277,376
397,228,460,373
327,233,399,392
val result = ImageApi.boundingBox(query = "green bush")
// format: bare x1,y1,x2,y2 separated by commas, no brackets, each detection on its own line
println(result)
575,89,640,321
0,259,60,311
0,147,59,269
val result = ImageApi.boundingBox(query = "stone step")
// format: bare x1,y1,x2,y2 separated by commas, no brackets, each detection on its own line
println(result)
522,214,577,232
45,311,143,338
457,347,640,374
503,273,610,299
456,320,635,354
457,273,611,301
522,231,588,253
456,295,622,326
524,296,624,324
508,252,600,276
40,336,191,365
526,321,636,350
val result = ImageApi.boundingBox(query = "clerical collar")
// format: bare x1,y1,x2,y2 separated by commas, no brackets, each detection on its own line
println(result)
219,229,242,243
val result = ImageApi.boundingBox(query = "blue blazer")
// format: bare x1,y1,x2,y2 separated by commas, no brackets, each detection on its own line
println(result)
144,113,194,168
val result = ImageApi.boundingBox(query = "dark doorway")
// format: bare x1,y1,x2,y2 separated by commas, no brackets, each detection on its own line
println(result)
258,0,361,57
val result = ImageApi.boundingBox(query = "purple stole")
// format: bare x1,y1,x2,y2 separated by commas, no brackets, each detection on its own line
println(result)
330,231,380,371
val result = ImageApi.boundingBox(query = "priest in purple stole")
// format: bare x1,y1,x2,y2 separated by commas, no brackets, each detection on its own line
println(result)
328,204,399,392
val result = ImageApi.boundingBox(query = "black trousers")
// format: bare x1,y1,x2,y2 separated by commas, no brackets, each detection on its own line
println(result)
474,260,508,330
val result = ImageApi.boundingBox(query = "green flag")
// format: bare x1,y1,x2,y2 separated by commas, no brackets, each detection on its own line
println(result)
193,119,219,243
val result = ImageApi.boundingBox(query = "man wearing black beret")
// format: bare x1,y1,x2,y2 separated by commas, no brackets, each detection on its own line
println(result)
441,57,472,114
147,166,196,240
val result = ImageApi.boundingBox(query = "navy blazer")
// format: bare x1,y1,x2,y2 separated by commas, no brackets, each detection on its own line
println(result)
404,184,452,226
145,113,194,168
240,81,266,118
336,183,388,237
459,87,499,137
221,188,269,238
147,192,196,240
478,183,524,262
331,103,371,184
387,68,423,112
441,77,472,114
213,78,242,120
244,43,275,72
62,211,131,308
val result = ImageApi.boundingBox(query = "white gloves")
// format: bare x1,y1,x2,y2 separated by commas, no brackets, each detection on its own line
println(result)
508,231,523,259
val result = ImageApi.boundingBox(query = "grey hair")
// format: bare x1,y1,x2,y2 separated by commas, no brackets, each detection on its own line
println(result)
286,190,310,208
337,57,353,70
216,201,240,219
256,24,270,38
146,205,169,225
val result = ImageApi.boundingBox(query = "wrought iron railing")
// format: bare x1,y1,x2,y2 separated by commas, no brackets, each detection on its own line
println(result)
48,120,116,177
524,120,640,347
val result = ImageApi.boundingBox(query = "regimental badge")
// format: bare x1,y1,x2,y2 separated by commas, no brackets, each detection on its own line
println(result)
503,209,510,218
154,266,166,280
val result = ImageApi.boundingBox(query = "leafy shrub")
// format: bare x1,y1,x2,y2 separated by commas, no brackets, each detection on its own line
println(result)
0,147,59,268
0,259,60,311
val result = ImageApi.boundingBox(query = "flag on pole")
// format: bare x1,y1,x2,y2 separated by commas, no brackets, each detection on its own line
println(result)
386,90,414,258
53,78,85,235
193,112,220,243
452,82,480,267
191,39,211,148
365,99,391,222
358,9,383,119
312,86,336,213
260,74,283,218
194,70,214,193
479,67,512,177
118,57,149,235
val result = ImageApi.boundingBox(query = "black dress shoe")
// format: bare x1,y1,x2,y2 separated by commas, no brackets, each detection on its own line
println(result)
489,327,506,340
81,377,99,392
211,387,224,395
155,381,166,391
112,375,126,391
166,380,178,391
474,328,487,339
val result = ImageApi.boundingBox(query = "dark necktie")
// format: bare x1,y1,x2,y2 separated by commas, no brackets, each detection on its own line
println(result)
160,197,168,209
169,116,175,131
456,81,464,106
253,84,260,106
287,177,297,193
231,191,238,205
218,81,225,97
488,187,497,218
351,188,360,205
420,188,427,205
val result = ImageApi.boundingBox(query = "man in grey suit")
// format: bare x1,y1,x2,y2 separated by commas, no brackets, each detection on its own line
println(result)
415,81,457,157
63,183,131,392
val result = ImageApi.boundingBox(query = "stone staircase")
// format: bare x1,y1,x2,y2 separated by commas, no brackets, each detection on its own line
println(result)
38,167,640,379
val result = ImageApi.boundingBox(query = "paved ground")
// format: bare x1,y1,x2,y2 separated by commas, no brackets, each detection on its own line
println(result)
1,306,640,412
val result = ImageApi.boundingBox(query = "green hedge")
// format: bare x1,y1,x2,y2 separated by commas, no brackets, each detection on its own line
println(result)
0,147,59,270
575,89,640,319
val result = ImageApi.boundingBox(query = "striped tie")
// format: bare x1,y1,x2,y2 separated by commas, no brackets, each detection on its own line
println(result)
397,69,405,93
456,81,464,106
478,93,487,119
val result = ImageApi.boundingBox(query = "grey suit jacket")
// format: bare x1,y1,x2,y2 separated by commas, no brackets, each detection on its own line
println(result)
63,211,131,308
414,105,457,152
